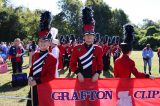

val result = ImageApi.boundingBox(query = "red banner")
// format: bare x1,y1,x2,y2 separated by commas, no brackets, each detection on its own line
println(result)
38,78,160,106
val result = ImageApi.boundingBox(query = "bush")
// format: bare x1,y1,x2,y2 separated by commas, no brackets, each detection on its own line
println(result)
133,34,144,50
146,26,159,36
137,36,160,51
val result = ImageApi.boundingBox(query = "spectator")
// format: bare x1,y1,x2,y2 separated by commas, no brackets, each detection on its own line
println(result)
26,41,32,51
0,42,8,61
0,56,4,64
9,38,24,74
142,44,153,75
28,40,37,67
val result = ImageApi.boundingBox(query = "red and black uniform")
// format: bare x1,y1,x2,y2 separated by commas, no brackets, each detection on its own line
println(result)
114,54,149,78
68,45,75,58
102,45,111,71
70,43,103,78
64,45,70,68
27,50,57,106
112,46,122,62
67,44,75,74
58,44,65,69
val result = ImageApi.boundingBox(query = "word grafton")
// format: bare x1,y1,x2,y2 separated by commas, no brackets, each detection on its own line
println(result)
51,90,112,101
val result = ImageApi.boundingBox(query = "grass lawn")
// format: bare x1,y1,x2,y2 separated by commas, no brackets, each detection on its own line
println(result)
0,51,159,106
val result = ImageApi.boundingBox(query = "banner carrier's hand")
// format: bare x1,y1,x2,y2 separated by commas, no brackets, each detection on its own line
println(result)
77,73,84,82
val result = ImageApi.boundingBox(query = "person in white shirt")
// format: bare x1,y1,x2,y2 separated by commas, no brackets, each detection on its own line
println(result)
51,39,60,78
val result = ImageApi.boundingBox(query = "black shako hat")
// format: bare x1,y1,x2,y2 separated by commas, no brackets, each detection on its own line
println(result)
120,23,135,54
38,11,52,41
82,7,95,36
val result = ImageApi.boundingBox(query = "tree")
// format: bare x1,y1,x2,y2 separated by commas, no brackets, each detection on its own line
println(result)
146,26,159,36
142,19,155,29
52,12,71,36
0,7,23,41
0,0,9,8
57,0,83,36
85,0,113,35
111,9,129,36
85,0,129,37
0,4,40,42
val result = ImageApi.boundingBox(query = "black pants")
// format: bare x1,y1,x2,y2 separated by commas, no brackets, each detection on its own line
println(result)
26,86,38,106
103,55,110,71
12,61,23,73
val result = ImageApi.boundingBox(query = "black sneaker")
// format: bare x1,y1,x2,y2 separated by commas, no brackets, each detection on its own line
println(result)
149,72,151,75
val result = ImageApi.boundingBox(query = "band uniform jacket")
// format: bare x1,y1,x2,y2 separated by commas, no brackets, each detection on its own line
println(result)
68,45,75,58
70,43,103,76
29,52,57,84
58,45,65,69
112,47,121,58
103,45,111,57
114,54,147,78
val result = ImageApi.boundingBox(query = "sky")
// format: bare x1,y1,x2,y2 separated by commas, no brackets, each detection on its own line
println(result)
10,0,160,25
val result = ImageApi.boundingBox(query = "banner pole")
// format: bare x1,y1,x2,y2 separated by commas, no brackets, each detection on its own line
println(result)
31,86,34,106
29,77,34,106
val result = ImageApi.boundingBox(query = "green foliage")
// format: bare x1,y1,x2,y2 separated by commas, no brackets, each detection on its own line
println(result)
0,0,130,42
142,19,155,29
134,20,160,50
138,36,160,50
0,7,23,41
57,0,83,36
110,9,129,36
146,26,159,36
85,0,129,37
86,1,113,35
52,12,71,36
0,2,40,42
1,0,160,51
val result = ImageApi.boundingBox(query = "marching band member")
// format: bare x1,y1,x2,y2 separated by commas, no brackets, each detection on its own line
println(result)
58,36,65,70
112,44,122,62
94,33,101,46
63,36,70,70
28,40,37,68
102,36,111,73
114,24,152,78
67,34,77,75
27,11,57,106
69,6,103,106
51,38,60,78
70,7,103,82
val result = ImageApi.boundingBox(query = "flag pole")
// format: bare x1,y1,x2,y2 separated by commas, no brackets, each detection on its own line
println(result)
29,77,34,106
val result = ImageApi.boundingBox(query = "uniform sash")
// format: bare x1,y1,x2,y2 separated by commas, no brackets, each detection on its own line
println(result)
79,45,95,70
32,52,48,76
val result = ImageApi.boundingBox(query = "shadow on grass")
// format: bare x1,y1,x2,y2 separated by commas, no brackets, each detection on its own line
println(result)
22,64,29,69
0,81,26,92
59,67,68,75
109,65,113,72
103,70,114,78
66,72,75,78
18,98,27,102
